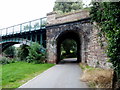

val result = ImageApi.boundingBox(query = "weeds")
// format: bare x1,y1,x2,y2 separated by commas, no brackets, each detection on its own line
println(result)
80,63,113,88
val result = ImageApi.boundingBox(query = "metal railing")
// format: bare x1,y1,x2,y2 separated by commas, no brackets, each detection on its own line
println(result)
0,17,47,36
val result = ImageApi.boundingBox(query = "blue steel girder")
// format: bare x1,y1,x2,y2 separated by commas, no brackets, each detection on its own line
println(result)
1,38,32,52
0,17,47,51
1,37,46,53
2,42,18,52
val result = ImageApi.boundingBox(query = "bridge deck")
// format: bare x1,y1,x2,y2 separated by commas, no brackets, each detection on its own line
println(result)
0,17,46,36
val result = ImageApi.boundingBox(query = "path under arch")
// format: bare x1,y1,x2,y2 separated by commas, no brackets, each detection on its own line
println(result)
19,58,88,88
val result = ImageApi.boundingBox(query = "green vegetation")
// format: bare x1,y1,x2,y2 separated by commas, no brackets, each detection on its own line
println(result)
1,42,46,65
90,2,120,88
3,46,15,58
2,62,54,88
0,57,16,65
79,63,97,71
53,0,83,14
61,39,77,59
1,42,50,88
17,44,29,61
0,65,2,89
80,63,113,88
27,42,46,64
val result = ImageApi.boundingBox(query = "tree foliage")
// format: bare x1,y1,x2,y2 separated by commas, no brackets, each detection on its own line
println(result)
61,39,77,54
90,2,120,88
3,46,15,58
26,42,46,64
61,39,77,59
17,44,29,61
53,0,83,13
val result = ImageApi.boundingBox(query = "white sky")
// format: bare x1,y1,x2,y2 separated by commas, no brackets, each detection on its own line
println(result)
0,0,91,29
0,0,56,29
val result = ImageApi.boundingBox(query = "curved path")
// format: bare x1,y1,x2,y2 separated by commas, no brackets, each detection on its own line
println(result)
19,58,88,88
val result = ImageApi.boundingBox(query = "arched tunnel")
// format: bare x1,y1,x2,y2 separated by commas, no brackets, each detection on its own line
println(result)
56,30,81,64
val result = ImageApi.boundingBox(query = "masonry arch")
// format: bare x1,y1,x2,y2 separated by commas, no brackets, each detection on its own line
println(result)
56,30,81,64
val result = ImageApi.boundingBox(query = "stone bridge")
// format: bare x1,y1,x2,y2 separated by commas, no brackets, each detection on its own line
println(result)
46,10,111,68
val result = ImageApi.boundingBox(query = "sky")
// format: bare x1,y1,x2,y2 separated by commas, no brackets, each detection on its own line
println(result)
0,0,56,29
0,0,91,29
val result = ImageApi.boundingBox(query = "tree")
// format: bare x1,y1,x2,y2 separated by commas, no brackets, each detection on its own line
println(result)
17,44,29,61
53,0,83,13
26,42,46,64
61,39,77,58
90,2,120,88
3,46,15,58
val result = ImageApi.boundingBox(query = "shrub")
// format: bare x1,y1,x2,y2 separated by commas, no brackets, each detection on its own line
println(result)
26,42,46,64
3,46,16,58
0,57,10,64
0,57,17,65
17,44,29,61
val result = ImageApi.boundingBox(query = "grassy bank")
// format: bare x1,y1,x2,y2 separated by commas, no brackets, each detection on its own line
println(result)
79,63,113,88
0,65,2,89
2,62,54,88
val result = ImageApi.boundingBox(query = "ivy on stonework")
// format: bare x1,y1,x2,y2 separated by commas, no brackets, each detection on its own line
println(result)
90,2,120,83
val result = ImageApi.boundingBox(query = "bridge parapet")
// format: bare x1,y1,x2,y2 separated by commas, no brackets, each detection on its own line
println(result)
0,17,46,36
47,10,89,26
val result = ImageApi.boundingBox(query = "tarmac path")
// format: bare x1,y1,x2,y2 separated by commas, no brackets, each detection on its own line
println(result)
19,58,88,88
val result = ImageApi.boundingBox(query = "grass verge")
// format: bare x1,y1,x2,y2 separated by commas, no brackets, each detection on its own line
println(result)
2,62,54,88
79,63,113,88
0,65,2,89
